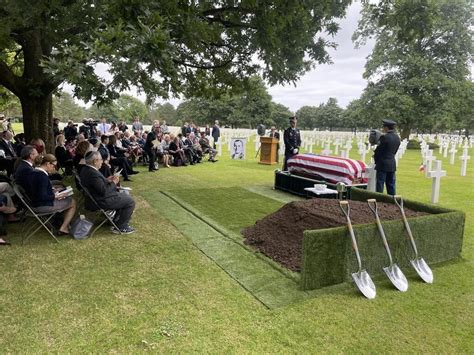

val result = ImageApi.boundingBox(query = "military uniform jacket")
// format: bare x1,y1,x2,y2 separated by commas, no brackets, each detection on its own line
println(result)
283,127,301,154
374,130,400,172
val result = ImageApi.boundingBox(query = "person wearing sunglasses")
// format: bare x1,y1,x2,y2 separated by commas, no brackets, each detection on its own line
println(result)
28,154,77,236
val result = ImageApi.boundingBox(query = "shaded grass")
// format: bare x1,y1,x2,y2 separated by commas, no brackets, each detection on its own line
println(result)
0,136,473,352
167,187,283,234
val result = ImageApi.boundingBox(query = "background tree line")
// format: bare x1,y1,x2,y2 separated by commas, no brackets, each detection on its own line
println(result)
0,0,471,138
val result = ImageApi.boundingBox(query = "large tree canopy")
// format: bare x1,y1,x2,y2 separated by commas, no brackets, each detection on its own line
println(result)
353,0,472,139
0,0,350,148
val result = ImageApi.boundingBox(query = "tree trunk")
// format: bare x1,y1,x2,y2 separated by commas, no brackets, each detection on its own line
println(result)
400,126,411,140
20,93,54,153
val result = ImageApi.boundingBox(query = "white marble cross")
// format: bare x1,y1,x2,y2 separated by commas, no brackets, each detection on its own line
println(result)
427,160,446,204
366,164,377,192
449,145,458,165
460,148,470,176
216,140,223,157
443,142,449,158
424,149,436,177
334,140,341,156
359,145,369,163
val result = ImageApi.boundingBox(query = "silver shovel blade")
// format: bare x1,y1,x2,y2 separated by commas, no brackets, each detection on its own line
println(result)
411,258,434,284
383,264,409,292
352,270,376,299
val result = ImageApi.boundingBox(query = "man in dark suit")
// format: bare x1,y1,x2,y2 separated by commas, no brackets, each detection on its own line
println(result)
0,130,18,176
13,145,38,189
211,120,220,149
374,119,401,195
64,121,78,141
80,151,136,234
283,116,301,171
144,126,159,172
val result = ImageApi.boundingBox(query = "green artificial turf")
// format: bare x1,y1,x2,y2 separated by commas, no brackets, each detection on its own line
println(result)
0,135,473,352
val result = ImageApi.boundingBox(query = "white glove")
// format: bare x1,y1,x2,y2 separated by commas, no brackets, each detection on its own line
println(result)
292,148,298,154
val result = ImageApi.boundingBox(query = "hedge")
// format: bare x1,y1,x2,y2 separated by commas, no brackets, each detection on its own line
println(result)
407,139,440,150
300,188,465,290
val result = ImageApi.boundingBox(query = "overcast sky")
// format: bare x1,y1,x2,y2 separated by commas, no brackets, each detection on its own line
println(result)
268,2,374,111
66,2,373,112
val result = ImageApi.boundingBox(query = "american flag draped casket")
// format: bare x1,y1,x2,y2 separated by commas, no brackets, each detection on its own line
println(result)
287,153,368,185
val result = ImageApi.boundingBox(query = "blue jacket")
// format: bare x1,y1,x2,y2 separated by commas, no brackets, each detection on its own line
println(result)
29,170,55,207
13,160,34,191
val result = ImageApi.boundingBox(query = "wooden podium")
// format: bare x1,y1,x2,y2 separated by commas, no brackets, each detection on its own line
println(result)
258,137,279,165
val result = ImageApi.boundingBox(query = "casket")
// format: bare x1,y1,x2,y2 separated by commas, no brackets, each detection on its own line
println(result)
287,154,368,185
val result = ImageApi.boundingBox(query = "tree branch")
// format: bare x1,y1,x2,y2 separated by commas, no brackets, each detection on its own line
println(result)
200,6,251,16
173,58,233,70
200,15,257,29
0,60,22,96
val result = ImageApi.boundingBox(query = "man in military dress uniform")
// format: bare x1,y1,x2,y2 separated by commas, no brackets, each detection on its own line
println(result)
374,119,401,195
283,116,301,171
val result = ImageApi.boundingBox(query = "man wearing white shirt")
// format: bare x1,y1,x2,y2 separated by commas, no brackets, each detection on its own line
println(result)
98,117,110,135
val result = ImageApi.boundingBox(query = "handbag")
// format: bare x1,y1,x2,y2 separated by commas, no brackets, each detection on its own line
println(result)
70,215,94,240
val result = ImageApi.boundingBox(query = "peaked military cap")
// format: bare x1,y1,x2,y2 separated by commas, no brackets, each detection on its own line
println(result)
382,119,396,127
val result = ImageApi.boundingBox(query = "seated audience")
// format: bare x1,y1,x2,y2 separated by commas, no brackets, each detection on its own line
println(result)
132,116,143,135
0,130,18,175
30,138,45,155
13,145,38,189
182,133,199,165
168,135,187,166
64,121,78,142
0,193,17,245
199,132,218,162
160,134,172,168
28,154,77,235
0,182,20,222
80,151,135,234
55,134,73,175
13,133,26,156
107,135,138,181
160,120,169,134
72,140,93,174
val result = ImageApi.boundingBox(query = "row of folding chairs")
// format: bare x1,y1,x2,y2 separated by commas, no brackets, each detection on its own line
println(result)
11,172,122,245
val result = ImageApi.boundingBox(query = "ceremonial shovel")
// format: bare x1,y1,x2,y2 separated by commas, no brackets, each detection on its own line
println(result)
367,199,408,292
339,201,376,299
393,195,434,283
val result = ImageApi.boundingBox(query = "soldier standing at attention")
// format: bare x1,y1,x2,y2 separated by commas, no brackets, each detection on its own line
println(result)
374,119,401,195
283,116,301,171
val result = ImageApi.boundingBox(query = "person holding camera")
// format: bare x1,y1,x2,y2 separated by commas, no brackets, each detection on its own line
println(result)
283,116,301,171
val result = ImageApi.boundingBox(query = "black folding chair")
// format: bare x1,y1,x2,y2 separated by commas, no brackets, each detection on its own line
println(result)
12,183,68,244
74,173,122,237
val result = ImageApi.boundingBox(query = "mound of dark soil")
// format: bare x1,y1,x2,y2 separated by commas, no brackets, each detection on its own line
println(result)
242,198,427,272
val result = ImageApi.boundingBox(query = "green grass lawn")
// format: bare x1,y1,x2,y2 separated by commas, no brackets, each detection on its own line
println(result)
0,134,473,352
